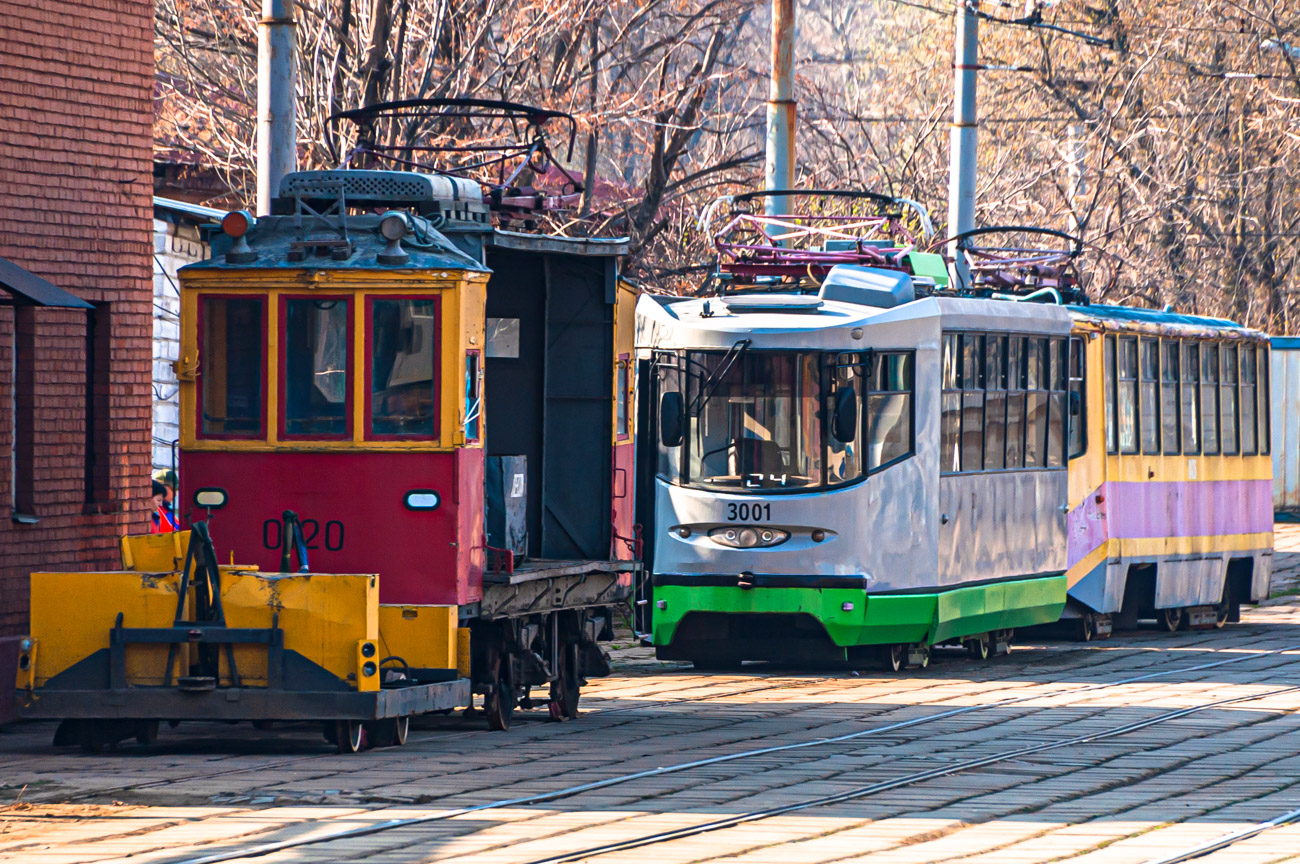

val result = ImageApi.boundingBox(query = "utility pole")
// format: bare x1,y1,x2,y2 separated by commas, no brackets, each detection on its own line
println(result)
947,0,978,286
257,0,297,216
764,0,796,217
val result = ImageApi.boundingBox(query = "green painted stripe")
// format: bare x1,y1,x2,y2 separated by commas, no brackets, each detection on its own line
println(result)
652,574,1066,649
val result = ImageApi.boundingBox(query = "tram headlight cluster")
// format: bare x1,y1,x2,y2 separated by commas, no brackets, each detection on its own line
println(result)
708,527,789,548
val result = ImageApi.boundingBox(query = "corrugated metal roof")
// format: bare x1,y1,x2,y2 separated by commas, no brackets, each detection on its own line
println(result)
153,196,225,223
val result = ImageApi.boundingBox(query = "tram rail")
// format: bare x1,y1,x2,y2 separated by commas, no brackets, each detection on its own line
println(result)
157,638,1300,864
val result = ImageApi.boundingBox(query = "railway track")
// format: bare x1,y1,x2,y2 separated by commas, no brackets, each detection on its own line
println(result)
144,633,1300,864
6,619,1300,864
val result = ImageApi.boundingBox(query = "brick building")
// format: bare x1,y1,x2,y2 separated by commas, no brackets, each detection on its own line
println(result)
0,2,155,636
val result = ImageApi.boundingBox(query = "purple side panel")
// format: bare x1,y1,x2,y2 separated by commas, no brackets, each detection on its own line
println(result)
1107,479,1273,540
1068,479,1273,570
1067,486,1109,569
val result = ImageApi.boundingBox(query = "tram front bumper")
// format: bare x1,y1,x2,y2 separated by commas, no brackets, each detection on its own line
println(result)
650,574,1066,650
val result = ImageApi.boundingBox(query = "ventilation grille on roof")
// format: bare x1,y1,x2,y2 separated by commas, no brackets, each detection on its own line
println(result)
281,170,445,201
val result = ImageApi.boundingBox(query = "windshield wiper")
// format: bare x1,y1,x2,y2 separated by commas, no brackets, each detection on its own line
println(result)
689,339,750,416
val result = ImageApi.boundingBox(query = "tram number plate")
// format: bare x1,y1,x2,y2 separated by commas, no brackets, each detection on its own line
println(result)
726,502,772,522
261,517,345,552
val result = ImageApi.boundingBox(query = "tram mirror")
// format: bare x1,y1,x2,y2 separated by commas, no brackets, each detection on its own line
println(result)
659,391,684,447
833,386,858,443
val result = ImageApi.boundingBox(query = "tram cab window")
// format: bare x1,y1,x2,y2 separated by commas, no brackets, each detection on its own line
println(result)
199,295,265,437
684,351,823,491
653,351,684,483
370,298,438,437
1181,341,1200,454
1160,339,1180,454
1201,344,1220,455
1220,345,1240,455
283,297,350,437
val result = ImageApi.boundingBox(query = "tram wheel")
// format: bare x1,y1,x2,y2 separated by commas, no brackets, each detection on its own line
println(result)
1161,607,1183,633
550,641,581,720
1214,600,1230,629
369,716,410,747
1075,613,1095,643
966,634,991,659
909,644,931,670
886,644,906,672
135,720,160,746
484,651,517,732
335,720,365,754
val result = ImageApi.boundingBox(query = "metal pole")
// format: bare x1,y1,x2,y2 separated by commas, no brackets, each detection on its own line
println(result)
257,0,297,216
947,0,978,286
764,0,796,218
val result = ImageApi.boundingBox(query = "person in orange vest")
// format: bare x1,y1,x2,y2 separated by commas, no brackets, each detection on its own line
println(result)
151,479,178,533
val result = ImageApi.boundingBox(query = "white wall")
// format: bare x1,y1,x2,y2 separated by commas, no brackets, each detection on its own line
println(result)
152,219,207,474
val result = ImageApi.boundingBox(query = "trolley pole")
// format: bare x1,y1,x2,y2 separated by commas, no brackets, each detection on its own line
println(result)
947,0,979,287
257,0,297,216
764,0,796,218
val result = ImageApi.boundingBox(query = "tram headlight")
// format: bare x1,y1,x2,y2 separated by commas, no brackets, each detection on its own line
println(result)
708,527,789,548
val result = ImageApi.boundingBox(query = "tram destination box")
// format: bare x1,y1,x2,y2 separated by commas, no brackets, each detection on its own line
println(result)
486,455,528,558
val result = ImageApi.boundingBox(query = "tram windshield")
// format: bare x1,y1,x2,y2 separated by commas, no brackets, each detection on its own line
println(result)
684,351,824,490
655,347,915,492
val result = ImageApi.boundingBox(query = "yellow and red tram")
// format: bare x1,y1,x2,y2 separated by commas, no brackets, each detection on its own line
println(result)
15,166,639,750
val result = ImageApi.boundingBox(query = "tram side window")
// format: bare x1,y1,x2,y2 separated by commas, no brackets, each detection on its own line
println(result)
1220,344,1239,455
1067,336,1086,459
941,332,1064,474
1104,335,1117,454
1116,337,1139,454
1201,343,1220,455
371,298,438,437
983,336,1007,471
1025,337,1049,468
1047,338,1067,467
1241,346,1257,455
1181,341,1200,454
200,296,264,437
829,353,865,483
1138,338,1160,455
465,351,481,442
961,334,985,471
1258,345,1271,455
940,335,961,473
1160,339,1180,454
1006,337,1026,469
868,352,914,471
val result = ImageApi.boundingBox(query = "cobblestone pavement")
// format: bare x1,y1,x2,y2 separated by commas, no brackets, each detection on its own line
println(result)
5,560,1300,863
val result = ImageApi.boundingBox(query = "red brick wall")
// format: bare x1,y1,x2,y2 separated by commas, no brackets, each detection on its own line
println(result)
0,2,154,636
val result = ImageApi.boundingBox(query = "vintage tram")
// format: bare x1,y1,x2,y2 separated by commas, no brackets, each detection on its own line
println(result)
636,205,1272,669
15,101,639,750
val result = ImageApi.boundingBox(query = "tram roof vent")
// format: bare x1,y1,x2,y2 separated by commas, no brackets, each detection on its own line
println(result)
276,170,489,222
819,265,915,309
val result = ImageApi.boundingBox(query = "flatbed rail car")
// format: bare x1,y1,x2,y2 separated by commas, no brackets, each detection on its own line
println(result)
14,165,639,748
633,221,1273,669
